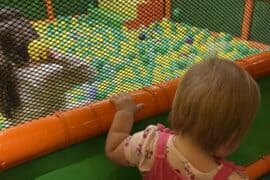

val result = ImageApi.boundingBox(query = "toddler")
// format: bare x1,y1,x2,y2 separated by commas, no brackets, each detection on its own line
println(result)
105,58,260,180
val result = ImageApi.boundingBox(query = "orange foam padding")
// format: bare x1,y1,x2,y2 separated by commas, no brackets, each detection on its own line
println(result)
55,106,103,144
45,0,55,21
0,115,67,170
235,51,270,79
0,52,270,171
241,0,255,40
248,41,270,49
165,0,171,19
125,0,164,29
245,155,270,179
156,78,181,105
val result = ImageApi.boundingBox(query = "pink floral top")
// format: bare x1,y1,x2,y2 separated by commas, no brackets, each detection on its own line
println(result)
124,125,248,180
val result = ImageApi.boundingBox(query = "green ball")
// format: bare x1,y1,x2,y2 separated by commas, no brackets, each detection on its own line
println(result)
96,91,107,101
190,46,198,55
178,57,190,69
169,61,180,71
172,8,181,19
223,44,234,53
249,48,260,55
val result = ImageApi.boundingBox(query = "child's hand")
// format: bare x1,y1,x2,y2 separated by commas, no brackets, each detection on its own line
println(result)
111,93,144,114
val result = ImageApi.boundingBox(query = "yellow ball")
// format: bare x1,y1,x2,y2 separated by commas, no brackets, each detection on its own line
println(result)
219,32,226,38
124,83,140,91
153,68,167,83
194,56,203,63
120,42,130,56
120,68,134,78
168,52,178,62
153,69,165,83
179,44,191,54
98,80,110,91
0,114,5,123
217,52,226,59
174,69,186,77
109,56,122,64
28,39,48,61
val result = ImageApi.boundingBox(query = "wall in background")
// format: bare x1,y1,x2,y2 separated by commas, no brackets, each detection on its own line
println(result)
250,0,270,44
171,0,245,37
53,0,98,17
0,0,98,20
0,0,47,20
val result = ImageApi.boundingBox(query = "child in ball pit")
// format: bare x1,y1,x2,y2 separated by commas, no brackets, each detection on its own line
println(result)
0,8,96,125
105,58,261,180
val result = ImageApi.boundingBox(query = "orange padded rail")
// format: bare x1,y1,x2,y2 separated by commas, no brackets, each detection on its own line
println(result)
45,0,55,20
235,51,270,79
165,0,171,18
241,0,255,40
245,155,270,179
0,51,269,171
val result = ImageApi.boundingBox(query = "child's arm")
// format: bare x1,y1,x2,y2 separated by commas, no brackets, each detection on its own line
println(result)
105,93,144,166
46,50,96,86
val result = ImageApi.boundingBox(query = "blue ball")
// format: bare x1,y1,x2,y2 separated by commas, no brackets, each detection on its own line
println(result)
185,36,193,45
138,32,147,41
86,85,97,101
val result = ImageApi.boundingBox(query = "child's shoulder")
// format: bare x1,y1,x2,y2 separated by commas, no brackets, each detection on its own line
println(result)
124,125,165,168
128,125,160,145
131,124,172,143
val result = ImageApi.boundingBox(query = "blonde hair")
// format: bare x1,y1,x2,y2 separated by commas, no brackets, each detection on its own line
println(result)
171,58,261,154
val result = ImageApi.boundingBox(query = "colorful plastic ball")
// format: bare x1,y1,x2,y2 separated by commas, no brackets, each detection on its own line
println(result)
85,85,97,101
28,39,49,61
138,32,147,41
172,8,181,19
185,36,194,45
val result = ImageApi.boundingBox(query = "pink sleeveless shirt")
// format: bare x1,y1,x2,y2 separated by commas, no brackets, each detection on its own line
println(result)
143,126,244,180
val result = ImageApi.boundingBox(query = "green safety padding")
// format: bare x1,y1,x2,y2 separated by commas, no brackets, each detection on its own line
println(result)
0,76,270,180
250,0,270,44
171,0,245,36
0,0,46,20
229,76,270,164
53,0,98,17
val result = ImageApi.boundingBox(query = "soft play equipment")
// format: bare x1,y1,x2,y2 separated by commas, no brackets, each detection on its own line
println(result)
0,0,270,179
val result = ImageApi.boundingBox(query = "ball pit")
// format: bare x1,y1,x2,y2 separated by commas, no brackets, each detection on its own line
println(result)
0,115,5,129
27,8,263,113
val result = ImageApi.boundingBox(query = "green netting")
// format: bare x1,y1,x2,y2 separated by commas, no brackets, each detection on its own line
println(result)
0,0,268,129
171,0,245,36
53,0,98,17
250,0,270,44
0,0,46,20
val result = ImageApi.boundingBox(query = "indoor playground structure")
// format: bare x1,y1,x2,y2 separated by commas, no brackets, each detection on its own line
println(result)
0,0,270,179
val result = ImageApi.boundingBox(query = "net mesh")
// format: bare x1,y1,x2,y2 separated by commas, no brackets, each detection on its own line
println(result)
0,0,269,130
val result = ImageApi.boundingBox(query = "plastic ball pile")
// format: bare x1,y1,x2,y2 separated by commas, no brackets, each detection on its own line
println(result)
29,7,261,109
0,115,6,130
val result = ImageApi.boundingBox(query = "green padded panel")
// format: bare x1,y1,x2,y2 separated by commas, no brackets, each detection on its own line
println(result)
171,0,245,36
53,0,98,17
0,0,46,20
229,77,270,164
250,0,270,44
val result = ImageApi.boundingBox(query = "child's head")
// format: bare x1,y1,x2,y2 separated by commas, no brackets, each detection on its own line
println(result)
171,58,261,157
0,7,39,65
